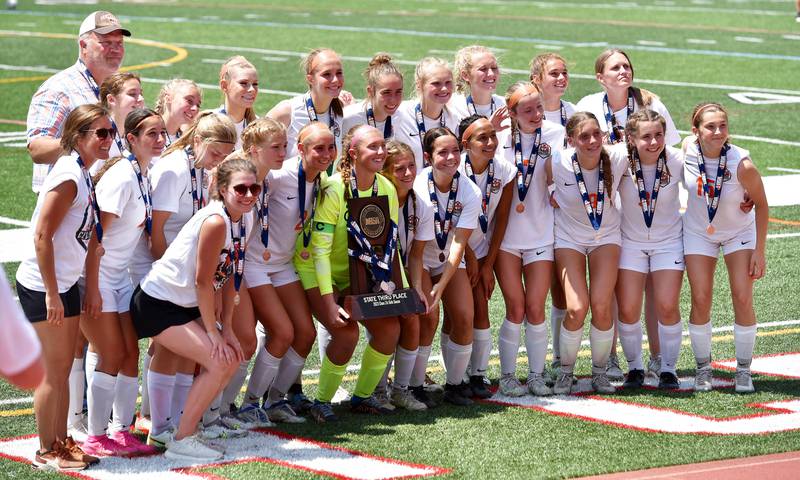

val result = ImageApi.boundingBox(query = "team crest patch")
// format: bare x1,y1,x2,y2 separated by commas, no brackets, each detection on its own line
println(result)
660,171,671,186
202,171,210,189
452,201,463,217
491,178,503,193
538,142,552,158
408,214,419,232
212,249,233,290
723,167,732,182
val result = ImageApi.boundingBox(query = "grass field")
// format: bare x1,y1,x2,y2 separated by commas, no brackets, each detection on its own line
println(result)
1,1,799,479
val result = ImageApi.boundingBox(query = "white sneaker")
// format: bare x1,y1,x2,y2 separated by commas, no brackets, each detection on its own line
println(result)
219,413,252,431
553,373,574,395
526,373,553,396
266,401,306,424
735,368,755,393
236,403,275,428
66,413,88,443
694,365,713,392
147,426,175,449
372,388,396,411
165,435,223,462
591,372,616,394
200,420,248,439
390,387,427,411
645,355,661,381
499,374,527,397
606,354,624,381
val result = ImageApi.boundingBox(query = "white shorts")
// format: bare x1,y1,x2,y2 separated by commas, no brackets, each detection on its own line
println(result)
500,245,554,265
427,260,466,278
683,228,756,258
100,283,134,313
619,241,685,274
244,261,299,289
554,236,619,256
129,263,150,288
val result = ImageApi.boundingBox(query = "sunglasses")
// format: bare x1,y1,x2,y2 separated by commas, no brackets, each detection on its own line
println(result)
81,127,116,140
232,183,262,197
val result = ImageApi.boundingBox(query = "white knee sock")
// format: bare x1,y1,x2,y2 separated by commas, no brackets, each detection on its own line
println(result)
147,371,174,437
393,347,417,389
689,322,713,364
87,371,116,436
85,351,99,389
525,321,548,375
267,347,306,405
550,306,566,362
444,341,472,386
67,358,85,428
170,373,193,427
440,332,451,369
469,328,492,378
559,326,583,375
734,323,757,368
378,355,393,390
590,325,615,373
617,321,644,370
221,361,249,410
498,319,522,376
244,348,281,405
410,344,433,387
140,352,152,418
658,322,683,375
317,323,332,361
203,393,223,426
111,374,139,432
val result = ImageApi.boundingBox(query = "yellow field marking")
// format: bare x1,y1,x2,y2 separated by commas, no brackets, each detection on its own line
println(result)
769,217,800,227
0,408,33,417
0,30,187,85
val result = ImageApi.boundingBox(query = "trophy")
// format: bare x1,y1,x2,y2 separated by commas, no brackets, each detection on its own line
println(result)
344,194,426,321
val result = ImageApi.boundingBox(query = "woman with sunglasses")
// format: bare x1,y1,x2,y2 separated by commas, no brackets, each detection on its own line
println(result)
80,109,165,457
130,157,256,462
16,104,112,471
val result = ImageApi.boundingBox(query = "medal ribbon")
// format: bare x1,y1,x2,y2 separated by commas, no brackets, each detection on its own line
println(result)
464,153,494,234
258,177,270,248
298,160,321,250
128,154,153,235
218,105,248,130
224,206,246,296
186,146,204,214
305,94,337,136
571,152,605,231
559,101,568,148
602,90,635,144
429,169,459,252
78,60,100,99
631,149,665,229
415,103,446,166
466,95,495,116
514,128,540,203
76,156,103,245
399,191,416,265
696,142,729,227
366,105,393,139
110,119,125,154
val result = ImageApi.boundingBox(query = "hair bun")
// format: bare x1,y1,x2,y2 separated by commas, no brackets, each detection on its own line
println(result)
369,53,393,68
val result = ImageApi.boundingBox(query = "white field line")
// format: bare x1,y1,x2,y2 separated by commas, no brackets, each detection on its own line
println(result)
1,11,799,62
769,167,800,173
0,396,32,406
687,38,717,45
0,216,30,227
675,130,800,148
767,232,800,239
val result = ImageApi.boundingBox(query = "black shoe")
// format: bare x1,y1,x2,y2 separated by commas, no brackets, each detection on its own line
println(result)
658,371,680,390
444,383,473,406
410,386,436,409
623,369,645,389
459,380,474,399
469,376,491,399
350,396,393,415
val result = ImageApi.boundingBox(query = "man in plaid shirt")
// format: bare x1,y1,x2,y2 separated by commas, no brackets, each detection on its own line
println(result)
26,11,131,192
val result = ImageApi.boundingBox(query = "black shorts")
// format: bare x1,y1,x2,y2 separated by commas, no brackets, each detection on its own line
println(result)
16,281,81,322
130,285,200,339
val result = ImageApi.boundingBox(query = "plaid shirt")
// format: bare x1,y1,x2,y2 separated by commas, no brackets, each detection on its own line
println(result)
26,59,100,192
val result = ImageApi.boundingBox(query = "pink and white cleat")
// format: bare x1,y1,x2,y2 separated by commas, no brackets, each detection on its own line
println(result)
110,430,159,456
80,434,138,457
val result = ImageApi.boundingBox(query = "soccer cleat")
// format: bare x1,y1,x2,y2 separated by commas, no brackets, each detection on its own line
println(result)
458,380,474,399
33,441,87,472
67,413,89,443
469,376,492,399
81,434,138,457
424,373,444,393
645,355,662,381
658,371,680,390
134,415,151,435
266,400,307,424
371,387,396,411
735,368,755,393
553,373,574,395
287,392,314,415
526,373,553,396
499,374,527,397
110,430,158,456
591,372,616,394
201,419,248,439
694,365,713,392
443,383,473,406
63,437,99,466
623,369,645,389
410,385,437,409
351,395,394,415
165,435,223,462
236,403,275,428
310,401,338,423
146,427,175,449
390,386,428,411
219,412,251,431
606,353,624,381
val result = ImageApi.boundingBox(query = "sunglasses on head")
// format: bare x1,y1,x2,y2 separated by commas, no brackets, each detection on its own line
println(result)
81,127,116,140
232,183,262,196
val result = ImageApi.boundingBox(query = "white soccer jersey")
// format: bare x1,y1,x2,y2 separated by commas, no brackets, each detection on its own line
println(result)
393,100,461,172
458,151,516,258
682,142,754,241
616,144,683,249
245,156,320,272
150,148,211,244
448,93,507,126
552,146,628,246
141,200,254,308
575,91,681,146
544,100,577,127
215,106,248,150
286,94,343,159
95,158,149,290
341,101,395,139
16,154,95,292
397,189,435,267
498,121,565,251
413,167,482,269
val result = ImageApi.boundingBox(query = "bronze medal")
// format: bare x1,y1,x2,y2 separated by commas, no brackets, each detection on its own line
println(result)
706,224,715,235
96,245,105,257
234,293,240,306
262,250,271,261
439,252,446,262
300,249,310,260
516,203,525,214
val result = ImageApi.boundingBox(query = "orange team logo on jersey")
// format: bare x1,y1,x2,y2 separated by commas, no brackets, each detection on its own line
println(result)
588,193,598,210
697,177,716,198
